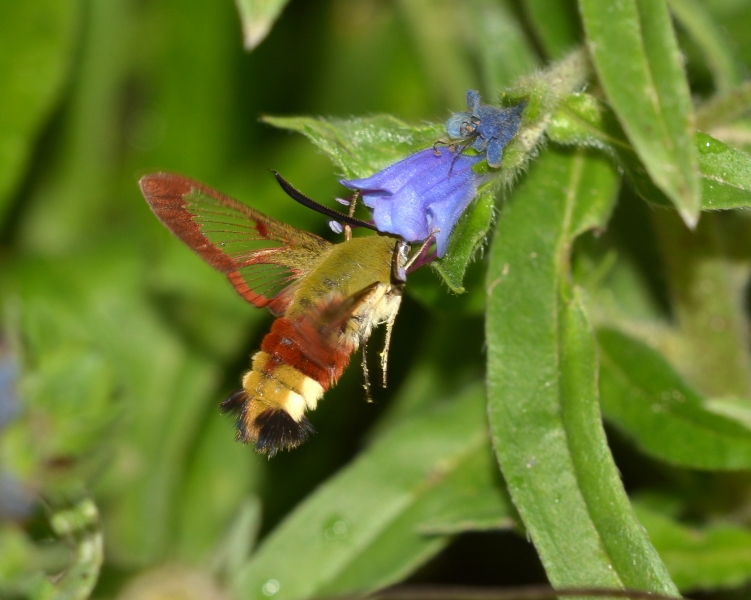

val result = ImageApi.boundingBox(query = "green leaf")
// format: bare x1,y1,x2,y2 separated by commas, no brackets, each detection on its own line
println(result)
174,411,260,563
262,115,444,179
19,0,238,255
651,210,751,398
615,130,751,209
704,398,751,431
394,0,474,108
231,385,494,600
15,0,135,254
415,447,513,535
548,93,668,209
550,94,751,211
210,497,263,583
580,0,702,225
697,132,751,210
22,348,115,458
0,0,78,225
466,0,539,92
667,0,743,93
0,526,59,600
599,328,751,470
486,148,677,593
519,0,581,60
324,444,510,593
635,501,751,591
696,81,751,130
0,499,99,599
433,189,495,293
48,496,103,600
235,0,290,50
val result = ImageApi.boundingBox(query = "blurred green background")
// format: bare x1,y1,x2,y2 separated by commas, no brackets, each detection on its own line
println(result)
5,0,751,599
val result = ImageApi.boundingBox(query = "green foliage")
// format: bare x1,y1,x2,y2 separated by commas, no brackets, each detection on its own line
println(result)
599,329,751,469
580,0,701,225
486,149,674,593
0,0,78,224
231,386,507,600
235,0,289,50
261,115,445,179
4,1,751,599
635,500,751,591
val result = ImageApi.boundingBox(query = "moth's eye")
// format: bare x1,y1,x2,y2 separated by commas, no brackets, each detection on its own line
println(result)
399,242,410,262
390,240,410,283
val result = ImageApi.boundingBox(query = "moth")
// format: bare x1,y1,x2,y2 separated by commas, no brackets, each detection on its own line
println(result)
139,172,418,457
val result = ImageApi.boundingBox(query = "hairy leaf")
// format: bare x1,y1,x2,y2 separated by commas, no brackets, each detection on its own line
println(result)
580,0,701,225
599,328,751,470
231,386,502,600
636,502,751,591
235,0,290,50
487,148,676,592
550,94,751,210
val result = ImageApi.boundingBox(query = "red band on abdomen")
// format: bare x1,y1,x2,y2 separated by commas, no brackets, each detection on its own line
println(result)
260,317,352,389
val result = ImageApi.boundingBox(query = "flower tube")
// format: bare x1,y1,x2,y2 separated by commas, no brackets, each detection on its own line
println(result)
341,147,482,257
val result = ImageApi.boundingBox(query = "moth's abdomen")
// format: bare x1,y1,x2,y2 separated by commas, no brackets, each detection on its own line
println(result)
221,316,354,457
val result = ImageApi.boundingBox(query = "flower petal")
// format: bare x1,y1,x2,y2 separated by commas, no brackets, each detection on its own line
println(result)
446,90,525,169
341,147,482,257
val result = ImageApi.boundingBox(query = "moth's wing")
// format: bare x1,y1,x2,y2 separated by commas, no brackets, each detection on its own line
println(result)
292,282,382,368
140,172,332,315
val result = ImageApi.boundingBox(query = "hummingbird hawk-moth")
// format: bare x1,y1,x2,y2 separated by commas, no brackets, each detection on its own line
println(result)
139,172,414,457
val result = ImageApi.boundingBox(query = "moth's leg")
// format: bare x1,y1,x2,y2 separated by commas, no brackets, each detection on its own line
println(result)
380,309,400,388
361,335,373,402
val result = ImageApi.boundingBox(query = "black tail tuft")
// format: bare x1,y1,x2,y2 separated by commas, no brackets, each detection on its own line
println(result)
254,408,315,458
220,389,247,415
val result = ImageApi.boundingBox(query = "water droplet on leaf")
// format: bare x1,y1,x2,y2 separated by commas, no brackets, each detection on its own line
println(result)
697,132,726,155
262,579,280,596
322,516,350,541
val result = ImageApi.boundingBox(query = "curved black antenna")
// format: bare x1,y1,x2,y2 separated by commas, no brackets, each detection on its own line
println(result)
271,170,378,232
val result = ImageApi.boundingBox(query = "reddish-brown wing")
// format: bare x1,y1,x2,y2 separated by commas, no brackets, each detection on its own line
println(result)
140,172,332,315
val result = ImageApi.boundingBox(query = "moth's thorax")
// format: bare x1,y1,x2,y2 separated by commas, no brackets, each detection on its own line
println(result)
287,235,400,316
287,235,405,349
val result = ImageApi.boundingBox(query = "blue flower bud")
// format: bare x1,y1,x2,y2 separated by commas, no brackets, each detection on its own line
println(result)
447,90,525,168
341,147,482,257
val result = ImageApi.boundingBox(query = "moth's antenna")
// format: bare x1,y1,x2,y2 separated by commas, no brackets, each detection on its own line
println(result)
272,170,378,231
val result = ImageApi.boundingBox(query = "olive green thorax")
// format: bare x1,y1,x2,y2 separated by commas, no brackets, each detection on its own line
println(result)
286,235,400,318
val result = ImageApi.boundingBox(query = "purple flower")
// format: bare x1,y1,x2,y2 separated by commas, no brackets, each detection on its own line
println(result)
446,90,525,168
341,147,482,257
